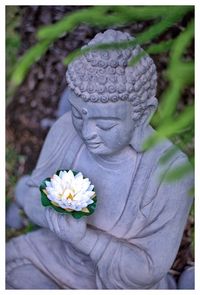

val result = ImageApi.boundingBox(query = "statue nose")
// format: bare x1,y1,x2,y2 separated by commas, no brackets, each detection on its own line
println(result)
82,121,97,141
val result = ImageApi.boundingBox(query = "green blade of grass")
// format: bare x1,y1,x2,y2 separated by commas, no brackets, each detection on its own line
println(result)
11,39,51,86
144,105,194,149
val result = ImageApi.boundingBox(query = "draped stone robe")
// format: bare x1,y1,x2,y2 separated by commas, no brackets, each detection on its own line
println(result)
6,112,193,289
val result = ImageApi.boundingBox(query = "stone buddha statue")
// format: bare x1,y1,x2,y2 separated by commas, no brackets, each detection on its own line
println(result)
6,30,193,289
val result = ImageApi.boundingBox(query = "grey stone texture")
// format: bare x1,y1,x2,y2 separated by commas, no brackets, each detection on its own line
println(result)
6,30,193,289
178,267,195,289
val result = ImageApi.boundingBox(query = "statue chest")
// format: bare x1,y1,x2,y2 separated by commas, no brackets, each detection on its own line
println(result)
70,146,136,232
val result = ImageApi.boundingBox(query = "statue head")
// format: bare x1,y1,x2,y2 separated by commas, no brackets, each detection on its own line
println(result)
66,30,158,156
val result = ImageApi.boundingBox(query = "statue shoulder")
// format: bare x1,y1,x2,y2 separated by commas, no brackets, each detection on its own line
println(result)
38,111,78,164
153,137,193,189
27,112,78,186
138,138,193,216
158,137,193,174
49,111,75,137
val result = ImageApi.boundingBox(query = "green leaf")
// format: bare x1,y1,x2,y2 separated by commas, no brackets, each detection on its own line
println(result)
40,177,52,206
41,190,51,207
159,146,179,165
113,5,192,21
154,81,182,123
153,20,194,122
37,6,121,40
144,105,194,150
11,39,51,86
128,39,174,66
164,161,193,182
158,105,194,136
171,20,194,63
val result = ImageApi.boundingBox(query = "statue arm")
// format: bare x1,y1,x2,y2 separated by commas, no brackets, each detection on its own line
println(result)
72,154,193,289
73,227,157,289
15,113,74,227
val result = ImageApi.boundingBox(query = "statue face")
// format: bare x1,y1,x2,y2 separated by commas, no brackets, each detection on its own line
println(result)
68,92,135,156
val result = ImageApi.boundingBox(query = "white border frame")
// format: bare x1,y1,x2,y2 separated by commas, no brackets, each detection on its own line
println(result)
2,1,198,294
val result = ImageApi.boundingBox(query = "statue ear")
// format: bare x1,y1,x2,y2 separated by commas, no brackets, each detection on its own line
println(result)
140,96,158,126
130,97,158,152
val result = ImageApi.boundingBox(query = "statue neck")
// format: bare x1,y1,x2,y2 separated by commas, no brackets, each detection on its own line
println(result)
91,146,137,168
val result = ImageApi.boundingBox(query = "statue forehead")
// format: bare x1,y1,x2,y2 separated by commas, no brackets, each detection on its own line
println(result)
68,93,130,119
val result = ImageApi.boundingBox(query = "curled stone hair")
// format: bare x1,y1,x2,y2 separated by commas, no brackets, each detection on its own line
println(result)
66,29,158,122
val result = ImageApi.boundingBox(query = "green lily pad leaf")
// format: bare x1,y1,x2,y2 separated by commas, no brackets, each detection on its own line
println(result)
40,177,51,191
41,190,51,207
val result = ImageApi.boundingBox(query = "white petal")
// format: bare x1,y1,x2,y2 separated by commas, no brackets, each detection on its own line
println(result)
46,187,56,196
46,193,54,201
80,179,90,192
81,202,88,208
61,172,72,186
52,174,62,185
73,192,84,201
85,191,95,199
59,170,66,178
67,170,75,183
88,184,94,191
74,172,83,180
74,204,83,211
47,193,58,202
60,171,69,184
73,181,83,194
86,199,94,205
45,181,52,187
50,179,62,194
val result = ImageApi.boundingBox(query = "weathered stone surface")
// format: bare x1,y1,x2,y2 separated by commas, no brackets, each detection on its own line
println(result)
6,30,193,289
6,202,24,229
178,267,194,289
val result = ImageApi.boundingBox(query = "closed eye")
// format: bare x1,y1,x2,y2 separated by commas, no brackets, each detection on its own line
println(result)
96,123,118,130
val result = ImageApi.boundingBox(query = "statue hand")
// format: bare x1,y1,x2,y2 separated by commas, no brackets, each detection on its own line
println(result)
45,208,87,244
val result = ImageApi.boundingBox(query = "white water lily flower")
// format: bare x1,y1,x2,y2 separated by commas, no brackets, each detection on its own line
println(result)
44,170,95,212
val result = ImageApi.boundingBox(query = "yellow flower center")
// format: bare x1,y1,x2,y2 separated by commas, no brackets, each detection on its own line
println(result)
60,188,75,201
67,193,74,201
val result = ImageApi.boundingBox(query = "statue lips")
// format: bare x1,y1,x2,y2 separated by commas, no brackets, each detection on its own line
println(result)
85,141,102,149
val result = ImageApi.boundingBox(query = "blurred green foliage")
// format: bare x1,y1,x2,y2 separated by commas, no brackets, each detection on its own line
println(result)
6,6,21,104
